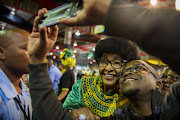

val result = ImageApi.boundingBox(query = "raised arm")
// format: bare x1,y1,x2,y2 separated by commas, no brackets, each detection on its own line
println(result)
59,0,180,74
28,8,72,120
104,0,180,74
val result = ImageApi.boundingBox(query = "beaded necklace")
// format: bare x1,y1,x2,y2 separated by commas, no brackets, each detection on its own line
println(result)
98,78,120,101
81,76,128,117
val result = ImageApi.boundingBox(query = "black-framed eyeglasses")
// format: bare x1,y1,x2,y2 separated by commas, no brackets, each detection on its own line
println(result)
98,58,127,69
120,63,158,79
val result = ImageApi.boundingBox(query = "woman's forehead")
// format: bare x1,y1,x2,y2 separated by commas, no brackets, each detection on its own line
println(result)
101,53,121,58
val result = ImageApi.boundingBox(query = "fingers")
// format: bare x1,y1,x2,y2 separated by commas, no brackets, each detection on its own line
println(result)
59,17,79,26
38,8,47,19
87,112,96,120
70,111,79,120
39,27,47,43
42,8,48,14
70,107,98,120
83,107,97,120
59,8,87,26
32,16,41,32
73,113,79,120
50,25,59,38
32,8,48,32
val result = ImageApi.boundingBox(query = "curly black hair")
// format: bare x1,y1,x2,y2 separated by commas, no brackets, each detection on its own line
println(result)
94,37,140,64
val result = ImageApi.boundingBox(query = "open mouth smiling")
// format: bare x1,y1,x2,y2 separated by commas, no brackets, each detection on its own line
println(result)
121,76,138,84
104,74,117,80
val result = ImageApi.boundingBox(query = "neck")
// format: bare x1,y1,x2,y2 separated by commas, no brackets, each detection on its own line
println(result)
128,91,152,116
103,84,118,94
0,65,22,94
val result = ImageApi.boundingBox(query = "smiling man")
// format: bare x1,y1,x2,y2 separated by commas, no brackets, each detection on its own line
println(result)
111,60,180,120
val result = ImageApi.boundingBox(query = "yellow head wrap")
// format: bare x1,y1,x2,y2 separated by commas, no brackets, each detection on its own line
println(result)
60,48,76,68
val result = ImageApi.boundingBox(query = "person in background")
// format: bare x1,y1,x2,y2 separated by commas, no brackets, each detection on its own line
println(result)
57,48,76,103
59,0,180,75
47,56,62,94
161,68,180,95
107,60,180,120
79,73,86,79
63,37,140,119
0,28,32,120
58,63,66,74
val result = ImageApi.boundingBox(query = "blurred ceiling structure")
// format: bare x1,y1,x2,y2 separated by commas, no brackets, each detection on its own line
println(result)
0,0,176,65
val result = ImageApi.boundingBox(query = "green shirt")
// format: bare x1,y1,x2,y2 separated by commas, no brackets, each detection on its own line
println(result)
63,76,128,117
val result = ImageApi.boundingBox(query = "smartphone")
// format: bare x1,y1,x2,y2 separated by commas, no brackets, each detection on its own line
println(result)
38,2,79,28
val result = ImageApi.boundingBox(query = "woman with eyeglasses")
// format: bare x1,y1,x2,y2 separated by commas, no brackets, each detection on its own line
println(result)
63,37,140,119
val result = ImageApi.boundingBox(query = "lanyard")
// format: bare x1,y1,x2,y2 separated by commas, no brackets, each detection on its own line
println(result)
14,97,30,120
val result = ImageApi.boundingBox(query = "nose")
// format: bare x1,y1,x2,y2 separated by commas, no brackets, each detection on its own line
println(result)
123,71,133,78
104,62,114,71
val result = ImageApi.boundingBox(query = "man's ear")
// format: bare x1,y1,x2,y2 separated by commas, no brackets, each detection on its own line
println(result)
156,79,163,91
0,47,6,61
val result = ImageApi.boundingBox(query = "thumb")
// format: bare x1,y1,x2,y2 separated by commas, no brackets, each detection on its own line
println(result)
39,27,47,43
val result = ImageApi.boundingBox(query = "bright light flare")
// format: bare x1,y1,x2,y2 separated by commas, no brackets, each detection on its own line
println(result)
150,0,157,6
176,0,180,11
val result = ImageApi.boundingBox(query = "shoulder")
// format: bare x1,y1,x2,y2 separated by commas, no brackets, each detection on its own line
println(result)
81,76,100,92
0,95,6,105
0,95,8,113
81,76,100,87
83,76,99,83
72,77,93,88
0,97,10,119
169,82,180,98
74,78,84,85
0,95,2,103
52,65,61,72
64,69,71,74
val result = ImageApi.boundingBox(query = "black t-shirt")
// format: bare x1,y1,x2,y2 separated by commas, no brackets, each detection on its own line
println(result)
58,69,75,103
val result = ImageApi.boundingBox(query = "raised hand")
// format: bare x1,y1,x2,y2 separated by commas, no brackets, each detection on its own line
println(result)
59,0,112,26
28,8,59,64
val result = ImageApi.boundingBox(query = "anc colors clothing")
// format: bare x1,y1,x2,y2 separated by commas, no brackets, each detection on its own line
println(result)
58,69,75,103
63,76,128,117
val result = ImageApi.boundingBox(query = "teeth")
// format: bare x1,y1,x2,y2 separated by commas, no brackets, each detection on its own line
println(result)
106,74,113,77
124,78,135,82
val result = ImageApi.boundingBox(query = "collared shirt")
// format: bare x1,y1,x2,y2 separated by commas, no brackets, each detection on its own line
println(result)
48,64,62,90
0,68,32,120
